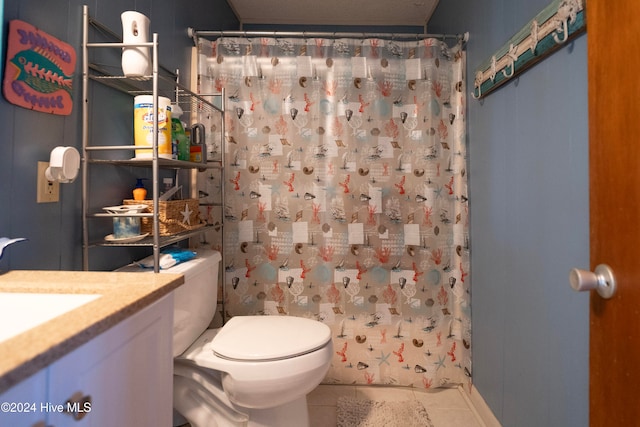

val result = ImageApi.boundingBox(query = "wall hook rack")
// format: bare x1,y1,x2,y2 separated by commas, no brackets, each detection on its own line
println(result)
472,0,585,100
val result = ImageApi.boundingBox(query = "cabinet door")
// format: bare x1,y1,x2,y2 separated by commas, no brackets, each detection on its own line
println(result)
46,294,174,427
0,370,47,427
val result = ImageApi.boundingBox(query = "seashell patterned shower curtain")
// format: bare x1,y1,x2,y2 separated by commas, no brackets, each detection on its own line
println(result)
198,36,471,389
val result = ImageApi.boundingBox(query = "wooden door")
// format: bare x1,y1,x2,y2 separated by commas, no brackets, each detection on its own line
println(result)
587,0,640,425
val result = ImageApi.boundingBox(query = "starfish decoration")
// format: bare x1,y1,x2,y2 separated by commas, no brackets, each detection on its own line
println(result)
376,351,391,366
433,185,443,199
181,203,193,225
434,354,446,371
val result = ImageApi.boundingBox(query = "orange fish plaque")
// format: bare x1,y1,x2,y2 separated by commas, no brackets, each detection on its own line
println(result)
2,20,76,115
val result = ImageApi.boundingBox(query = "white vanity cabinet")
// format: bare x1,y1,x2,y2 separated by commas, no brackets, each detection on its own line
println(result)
0,370,48,426
0,293,174,427
46,293,174,427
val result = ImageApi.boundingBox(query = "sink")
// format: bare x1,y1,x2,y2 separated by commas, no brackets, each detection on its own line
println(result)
0,293,101,343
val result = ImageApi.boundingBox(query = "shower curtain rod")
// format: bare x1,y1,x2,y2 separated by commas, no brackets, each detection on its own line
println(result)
187,28,468,44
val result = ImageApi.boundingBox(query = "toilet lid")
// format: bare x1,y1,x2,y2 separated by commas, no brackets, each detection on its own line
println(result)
211,316,331,361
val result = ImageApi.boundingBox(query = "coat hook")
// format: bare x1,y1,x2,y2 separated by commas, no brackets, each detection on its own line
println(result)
502,61,514,78
552,17,569,44
502,44,518,78
552,1,575,44
489,56,497,82
471,71,483,100
530,20,539,55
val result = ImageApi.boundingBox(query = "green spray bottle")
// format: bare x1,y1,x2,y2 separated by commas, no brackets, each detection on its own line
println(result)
171,118,190,161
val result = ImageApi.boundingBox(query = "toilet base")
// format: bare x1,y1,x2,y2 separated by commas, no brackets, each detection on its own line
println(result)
173,368,310,427
239,396,309,427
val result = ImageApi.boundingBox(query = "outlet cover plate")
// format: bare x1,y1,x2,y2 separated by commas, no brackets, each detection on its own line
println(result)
37,161,60,203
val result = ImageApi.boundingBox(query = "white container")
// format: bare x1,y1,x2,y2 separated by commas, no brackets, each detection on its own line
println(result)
103,204,148,238
121,11,151,77
133,95,172,159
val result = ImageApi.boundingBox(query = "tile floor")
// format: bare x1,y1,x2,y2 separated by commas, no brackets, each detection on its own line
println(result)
307,384,485,427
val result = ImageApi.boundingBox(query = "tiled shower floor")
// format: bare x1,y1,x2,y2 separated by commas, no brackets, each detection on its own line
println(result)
307,384,485,427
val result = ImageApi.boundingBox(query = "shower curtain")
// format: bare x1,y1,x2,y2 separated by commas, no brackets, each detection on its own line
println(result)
197,36,471,389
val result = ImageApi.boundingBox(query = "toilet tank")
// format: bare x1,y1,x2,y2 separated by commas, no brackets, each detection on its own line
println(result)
116,249,222,357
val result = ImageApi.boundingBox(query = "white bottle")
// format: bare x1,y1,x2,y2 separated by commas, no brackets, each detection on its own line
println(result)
162,178,173,195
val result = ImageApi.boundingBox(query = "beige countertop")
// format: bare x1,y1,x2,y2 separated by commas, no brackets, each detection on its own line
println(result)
0,270,184,394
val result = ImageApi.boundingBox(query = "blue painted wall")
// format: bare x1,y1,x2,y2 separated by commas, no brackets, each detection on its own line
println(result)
429,1,589,426
0,0,238,271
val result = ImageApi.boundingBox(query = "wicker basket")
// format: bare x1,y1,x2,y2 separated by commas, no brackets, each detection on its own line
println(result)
123,199,204,236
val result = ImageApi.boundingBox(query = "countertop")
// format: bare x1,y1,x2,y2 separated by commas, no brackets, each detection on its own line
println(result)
0,270,184,394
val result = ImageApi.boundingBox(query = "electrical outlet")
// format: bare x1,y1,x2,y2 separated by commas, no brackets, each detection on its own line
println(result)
37,161,60,203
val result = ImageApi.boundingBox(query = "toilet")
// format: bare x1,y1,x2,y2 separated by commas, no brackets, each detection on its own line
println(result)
119,249,333,427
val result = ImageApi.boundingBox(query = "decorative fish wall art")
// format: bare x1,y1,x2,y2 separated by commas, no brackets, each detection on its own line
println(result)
2,20,76,115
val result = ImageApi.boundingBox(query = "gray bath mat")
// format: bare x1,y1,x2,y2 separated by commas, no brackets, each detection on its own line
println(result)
336,396,434,427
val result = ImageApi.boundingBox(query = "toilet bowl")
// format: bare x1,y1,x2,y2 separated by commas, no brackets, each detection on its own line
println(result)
175,316,332,427
119,249,333,427
180,316,332,408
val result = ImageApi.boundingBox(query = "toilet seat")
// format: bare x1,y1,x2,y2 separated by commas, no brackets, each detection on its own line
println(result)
175,316,333,412
211,315,332,361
